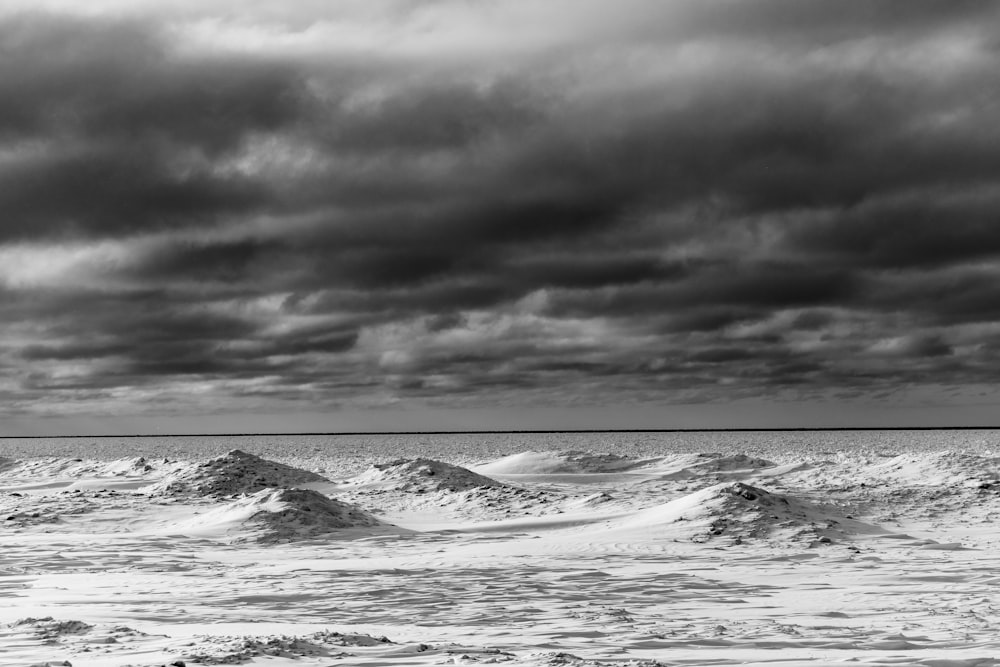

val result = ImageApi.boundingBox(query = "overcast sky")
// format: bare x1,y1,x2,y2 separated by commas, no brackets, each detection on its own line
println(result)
2,1,1000,434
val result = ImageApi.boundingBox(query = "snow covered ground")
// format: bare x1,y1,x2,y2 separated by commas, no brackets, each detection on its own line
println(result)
3,444,1000,666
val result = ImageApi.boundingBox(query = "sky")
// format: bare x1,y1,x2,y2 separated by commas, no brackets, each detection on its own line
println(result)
2,1,1000,435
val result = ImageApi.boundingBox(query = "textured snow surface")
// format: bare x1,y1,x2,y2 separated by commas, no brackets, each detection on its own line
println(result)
4,443,1000,667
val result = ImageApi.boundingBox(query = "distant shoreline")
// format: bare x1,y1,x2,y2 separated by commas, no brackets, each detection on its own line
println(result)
3,426,999,438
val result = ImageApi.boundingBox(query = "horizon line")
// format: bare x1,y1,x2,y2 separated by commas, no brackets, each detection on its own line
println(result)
2,426,999,438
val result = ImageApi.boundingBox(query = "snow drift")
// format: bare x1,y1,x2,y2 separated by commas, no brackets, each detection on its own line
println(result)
474,450,654,475
159,487,388,542
147,449,328,497
604,481,887,544
347,458,503,492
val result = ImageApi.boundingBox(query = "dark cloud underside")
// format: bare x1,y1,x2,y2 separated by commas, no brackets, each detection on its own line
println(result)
1,1,1000,420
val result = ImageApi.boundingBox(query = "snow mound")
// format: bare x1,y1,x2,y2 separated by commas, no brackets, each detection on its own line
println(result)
0,456,180,483
866,451,1000,488
8,618,155,665
245,488,387,543
753,461,817,478
13,617,94,639
96,456,157,476
147,450,328,497
348,458,502,492
475,450,652,475
562,491,617,510
182,630,395,664
161,488,387,542
608,481,885,544
684,453,777,472
0,457,86,478
639,453,778,482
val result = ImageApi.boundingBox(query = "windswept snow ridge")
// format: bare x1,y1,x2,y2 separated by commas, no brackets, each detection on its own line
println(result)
608,481,887,544
865,451,1000,487
147,449,329,497
153,487,389,543
475,450,654,474
245,488,389,543
340,457,563,520
348,457,503,492
684,453,777,472
0,455,174,481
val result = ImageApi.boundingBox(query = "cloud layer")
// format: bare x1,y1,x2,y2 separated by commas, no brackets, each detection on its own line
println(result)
2,1,1000,420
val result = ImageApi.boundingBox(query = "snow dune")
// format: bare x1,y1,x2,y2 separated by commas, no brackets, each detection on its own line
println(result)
346,457,502,492
473,449,656,474
150,487,393,543
146,449,329,497
601,481,891,545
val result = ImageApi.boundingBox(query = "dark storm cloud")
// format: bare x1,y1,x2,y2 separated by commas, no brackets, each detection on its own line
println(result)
0,15,304,148
132,238,277,283
864,267,1000,326
0,14,302,240
505,253,687,290
6,287,258,378
297,281,515,318
787,191,1000,269
317,80,546,153
0,147,270,238
2,1,1000,416
20,341,132,362
543,263,858,319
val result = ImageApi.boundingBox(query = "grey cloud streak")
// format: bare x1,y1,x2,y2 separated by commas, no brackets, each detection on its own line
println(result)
1,1,1000,420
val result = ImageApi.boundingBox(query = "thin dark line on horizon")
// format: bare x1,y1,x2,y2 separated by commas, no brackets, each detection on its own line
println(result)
2,427,999,438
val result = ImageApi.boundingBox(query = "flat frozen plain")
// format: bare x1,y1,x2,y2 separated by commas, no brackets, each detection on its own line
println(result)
2,432,1000,667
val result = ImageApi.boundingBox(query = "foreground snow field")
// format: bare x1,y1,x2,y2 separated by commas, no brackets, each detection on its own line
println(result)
2,447,1000,666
